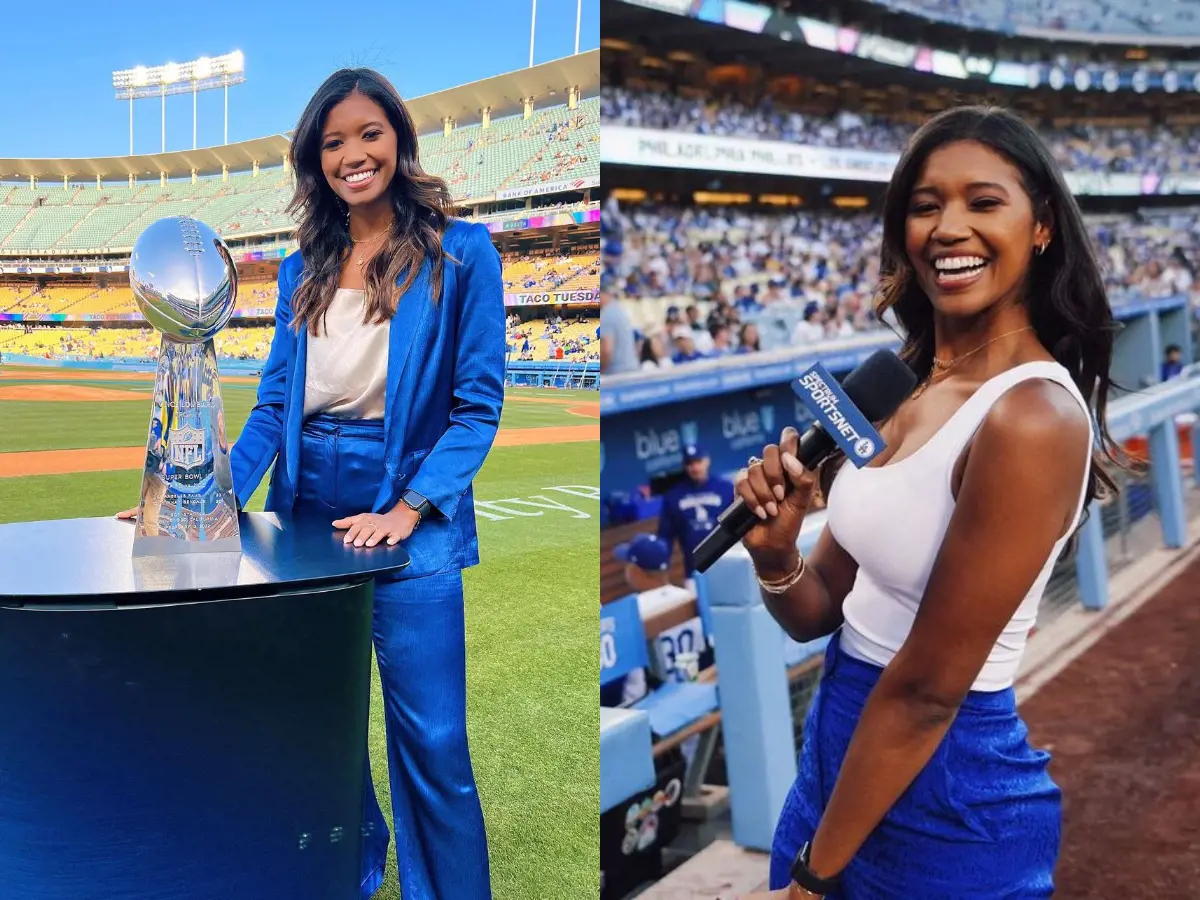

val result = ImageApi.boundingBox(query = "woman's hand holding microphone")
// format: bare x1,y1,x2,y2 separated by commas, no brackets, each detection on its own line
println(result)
736,426,818,584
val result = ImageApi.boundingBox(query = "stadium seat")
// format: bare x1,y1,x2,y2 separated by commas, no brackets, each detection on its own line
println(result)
600,707,657,815
632,681,720,740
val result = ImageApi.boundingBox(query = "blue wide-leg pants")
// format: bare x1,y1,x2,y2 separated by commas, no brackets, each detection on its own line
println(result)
296,415,492,900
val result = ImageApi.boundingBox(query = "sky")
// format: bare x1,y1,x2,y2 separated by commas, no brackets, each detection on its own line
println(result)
0,0,599,160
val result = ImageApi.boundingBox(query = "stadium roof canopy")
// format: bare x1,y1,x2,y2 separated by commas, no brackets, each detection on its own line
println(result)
0,135,292,184
0,49,599,185
405,49,599,134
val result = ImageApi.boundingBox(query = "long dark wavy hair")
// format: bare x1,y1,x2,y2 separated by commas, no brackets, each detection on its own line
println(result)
287,68,453,335
818,105,1127,516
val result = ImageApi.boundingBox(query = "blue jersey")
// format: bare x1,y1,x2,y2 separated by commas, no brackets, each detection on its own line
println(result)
657,476,736,572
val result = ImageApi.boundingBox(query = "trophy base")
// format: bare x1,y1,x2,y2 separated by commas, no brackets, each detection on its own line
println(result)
132,535,243,558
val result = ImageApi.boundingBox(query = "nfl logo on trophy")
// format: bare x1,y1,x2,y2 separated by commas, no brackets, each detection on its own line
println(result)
130,215,241,556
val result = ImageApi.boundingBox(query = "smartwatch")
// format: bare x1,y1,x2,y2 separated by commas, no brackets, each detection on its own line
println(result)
400,489,432,525
789,842,840,897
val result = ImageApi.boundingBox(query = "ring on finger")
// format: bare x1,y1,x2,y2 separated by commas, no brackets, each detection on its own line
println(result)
747,455,763,467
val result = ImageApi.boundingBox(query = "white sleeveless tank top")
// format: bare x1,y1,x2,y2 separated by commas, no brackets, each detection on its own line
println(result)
827,361,1093,692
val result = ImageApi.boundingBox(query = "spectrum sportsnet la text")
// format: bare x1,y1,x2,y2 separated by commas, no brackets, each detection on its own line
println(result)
795,370,877,460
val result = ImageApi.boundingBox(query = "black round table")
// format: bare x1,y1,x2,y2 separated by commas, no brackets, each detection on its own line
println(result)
0,512,409,900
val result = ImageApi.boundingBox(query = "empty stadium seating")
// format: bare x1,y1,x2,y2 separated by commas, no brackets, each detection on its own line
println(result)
0,98,599,254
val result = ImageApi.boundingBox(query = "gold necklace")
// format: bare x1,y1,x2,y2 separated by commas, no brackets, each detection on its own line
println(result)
911,325,1035,400
350,226,390,269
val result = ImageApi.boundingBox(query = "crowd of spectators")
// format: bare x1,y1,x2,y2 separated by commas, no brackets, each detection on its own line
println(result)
601,87,910,152
505,311,599,362
499,248,601,294
601,200,1199,373
867,0,1200,37
602,85,1200,175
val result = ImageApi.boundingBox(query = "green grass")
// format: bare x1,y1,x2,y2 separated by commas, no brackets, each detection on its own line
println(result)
0,375,599,899
0,381,591,453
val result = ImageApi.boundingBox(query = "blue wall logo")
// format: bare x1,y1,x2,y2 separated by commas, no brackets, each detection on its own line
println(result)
634,420,700,475
792,363,886,467
721,405,776,451
603,380,810,496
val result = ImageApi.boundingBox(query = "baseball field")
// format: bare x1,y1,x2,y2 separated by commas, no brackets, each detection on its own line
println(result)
0,364,600,899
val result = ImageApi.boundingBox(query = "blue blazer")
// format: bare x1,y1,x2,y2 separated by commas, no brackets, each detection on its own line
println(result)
229,218,506,577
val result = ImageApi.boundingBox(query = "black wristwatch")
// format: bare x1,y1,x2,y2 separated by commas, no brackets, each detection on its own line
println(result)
399,489,432,525
789,842,841,897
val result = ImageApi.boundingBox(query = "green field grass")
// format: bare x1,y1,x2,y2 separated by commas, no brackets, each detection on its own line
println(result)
0,381,588,453
0,370,599,899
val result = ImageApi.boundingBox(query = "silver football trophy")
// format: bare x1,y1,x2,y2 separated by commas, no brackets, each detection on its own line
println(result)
130,216,241,556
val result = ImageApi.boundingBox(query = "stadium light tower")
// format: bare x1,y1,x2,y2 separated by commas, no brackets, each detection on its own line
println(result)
113,51,246,156
529,0,537,68
529,1,582,65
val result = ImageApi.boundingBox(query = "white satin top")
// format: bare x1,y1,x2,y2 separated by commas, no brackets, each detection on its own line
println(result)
302,288,390,420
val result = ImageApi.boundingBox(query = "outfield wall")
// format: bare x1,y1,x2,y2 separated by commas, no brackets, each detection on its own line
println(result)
0,353,265,377
506,359,599,389
1,354,602,389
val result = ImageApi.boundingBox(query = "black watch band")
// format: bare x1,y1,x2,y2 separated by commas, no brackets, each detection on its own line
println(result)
400,489,432,522
789,842,841,896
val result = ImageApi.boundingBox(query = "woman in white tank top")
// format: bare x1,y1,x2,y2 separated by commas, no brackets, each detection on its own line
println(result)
741,107,1128,900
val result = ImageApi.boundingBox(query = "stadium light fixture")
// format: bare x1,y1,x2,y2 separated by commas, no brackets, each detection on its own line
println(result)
113,51,247,156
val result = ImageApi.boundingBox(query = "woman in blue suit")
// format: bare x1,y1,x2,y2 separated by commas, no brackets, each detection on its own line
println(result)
230,68,503,899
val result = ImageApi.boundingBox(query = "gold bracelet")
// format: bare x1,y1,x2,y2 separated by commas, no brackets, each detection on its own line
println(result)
755,554,807,593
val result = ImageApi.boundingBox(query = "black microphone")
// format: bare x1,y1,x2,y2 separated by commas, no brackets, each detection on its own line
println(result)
691,350,917,573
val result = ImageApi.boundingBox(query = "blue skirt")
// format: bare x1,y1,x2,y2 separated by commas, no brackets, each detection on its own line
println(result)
769,633,1061,899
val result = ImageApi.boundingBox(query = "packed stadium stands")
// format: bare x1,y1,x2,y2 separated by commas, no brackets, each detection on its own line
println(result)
602,85,1200,175
865,0,1200,37
0,280,276,318
0,324,274,362
602,61,1200,369
604,202,1199,366
602,86,911,152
